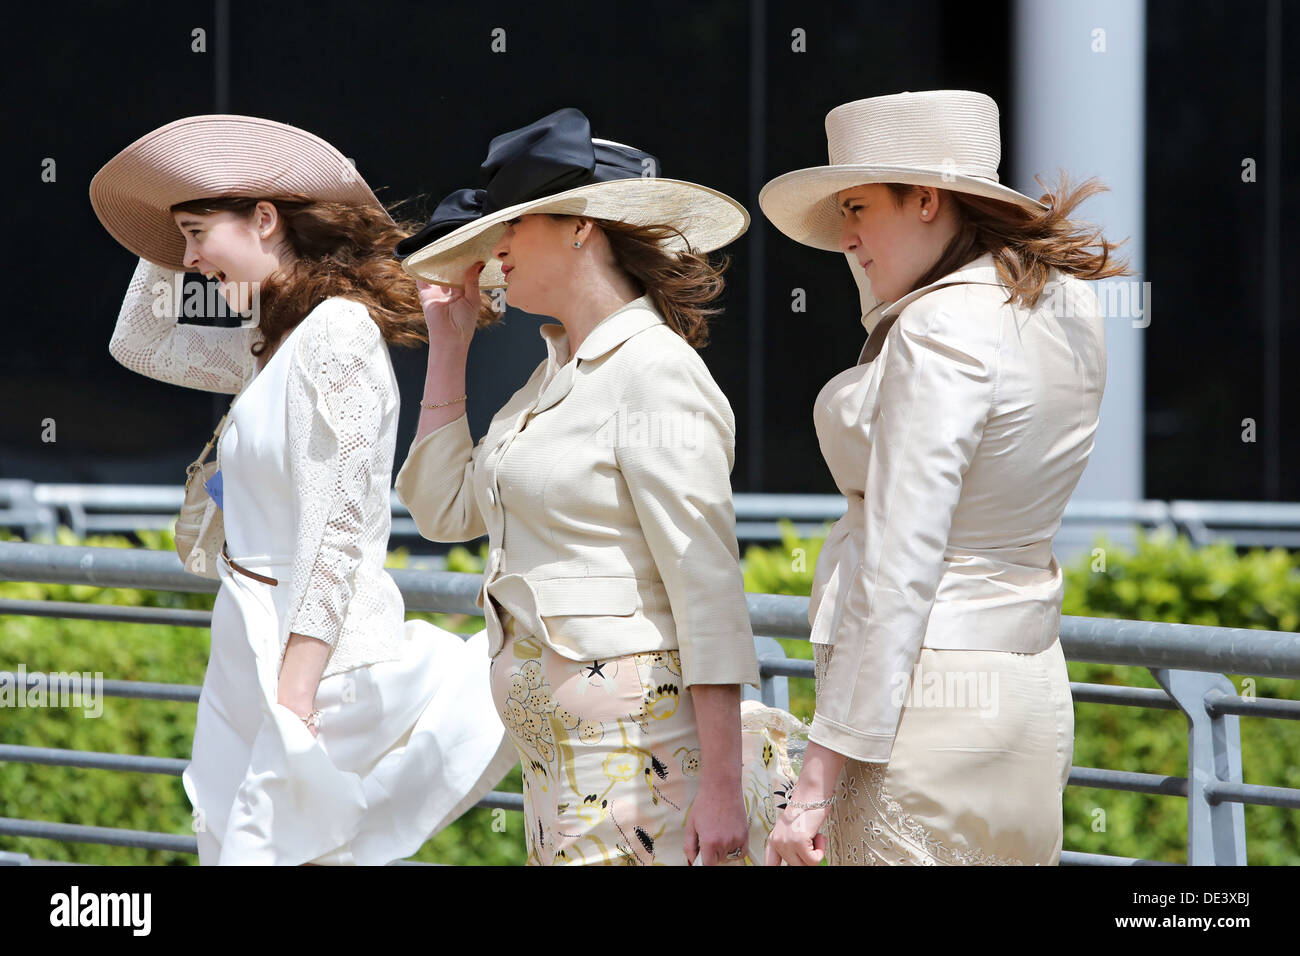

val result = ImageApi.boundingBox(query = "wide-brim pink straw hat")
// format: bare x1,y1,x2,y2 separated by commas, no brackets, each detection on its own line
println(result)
89,114,390,270
759,90,1048,251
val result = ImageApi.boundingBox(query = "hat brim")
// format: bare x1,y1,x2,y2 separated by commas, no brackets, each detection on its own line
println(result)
758,165,1047,252
89,114,392,271
399,178,750,288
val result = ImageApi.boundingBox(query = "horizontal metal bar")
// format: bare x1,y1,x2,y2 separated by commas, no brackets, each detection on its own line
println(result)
0,788,527,858
5,540,1300,679
1203,689,1300,721
1060,850,1180,866
0,599,211,627
1069,682,1178,709
1068,766,1189,797
0,672,201,703
0,541,217,594
476,791,525,813
757,655,813,679
0,817,197,854
0,745,188,776
1059,615,1300,680
1203,780,1300,810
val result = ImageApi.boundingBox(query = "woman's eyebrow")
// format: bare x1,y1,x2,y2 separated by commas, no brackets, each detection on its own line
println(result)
176,217,204,227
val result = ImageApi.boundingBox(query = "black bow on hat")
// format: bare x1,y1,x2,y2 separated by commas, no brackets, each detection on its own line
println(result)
394,107,659,258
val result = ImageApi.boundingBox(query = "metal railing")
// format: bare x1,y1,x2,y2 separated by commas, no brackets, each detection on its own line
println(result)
1,539,1298,866
6,479,1300,548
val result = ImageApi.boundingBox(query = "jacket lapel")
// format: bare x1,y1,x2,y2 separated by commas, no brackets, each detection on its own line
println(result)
530,298,665,414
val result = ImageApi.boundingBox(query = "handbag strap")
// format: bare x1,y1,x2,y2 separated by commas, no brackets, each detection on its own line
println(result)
186,400,236,477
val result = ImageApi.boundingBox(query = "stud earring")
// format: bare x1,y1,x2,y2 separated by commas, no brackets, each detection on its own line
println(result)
921,210,929,218
573,241,582,248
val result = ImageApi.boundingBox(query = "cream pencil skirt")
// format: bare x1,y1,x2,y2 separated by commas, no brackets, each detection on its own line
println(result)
814,640,1074,865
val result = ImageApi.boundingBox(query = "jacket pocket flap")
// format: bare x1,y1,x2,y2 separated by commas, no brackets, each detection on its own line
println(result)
534,576,640,616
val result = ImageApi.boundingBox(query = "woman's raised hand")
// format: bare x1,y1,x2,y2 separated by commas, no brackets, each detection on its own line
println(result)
416,261,486,349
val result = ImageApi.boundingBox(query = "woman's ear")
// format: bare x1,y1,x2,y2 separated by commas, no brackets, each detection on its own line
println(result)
572,216,594,246
253,200,281,240
917,186,942,221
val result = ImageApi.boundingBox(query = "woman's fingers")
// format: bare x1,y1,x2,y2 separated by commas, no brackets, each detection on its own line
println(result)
764,838,782,867
461,260,484,297
683,818,700,865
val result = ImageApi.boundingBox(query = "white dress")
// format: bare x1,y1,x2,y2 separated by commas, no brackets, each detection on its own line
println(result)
109,258,514,865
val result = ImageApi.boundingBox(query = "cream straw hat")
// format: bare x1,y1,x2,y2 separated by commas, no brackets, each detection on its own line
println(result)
759,90,1047,251
90,114,391,270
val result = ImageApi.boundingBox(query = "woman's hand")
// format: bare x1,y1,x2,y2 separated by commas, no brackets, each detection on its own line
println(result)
764,740,845,865
684,683,749,864
765,805,829,866
417,262,485,349
685,778,751,865
278,632,330,738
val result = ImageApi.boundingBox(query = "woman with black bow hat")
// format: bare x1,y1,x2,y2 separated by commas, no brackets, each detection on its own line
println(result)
394,108,799,865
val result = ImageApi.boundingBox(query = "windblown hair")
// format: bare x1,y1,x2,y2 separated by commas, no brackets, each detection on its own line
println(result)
886,173,1131,308
169,194,428,358
476,216,730,349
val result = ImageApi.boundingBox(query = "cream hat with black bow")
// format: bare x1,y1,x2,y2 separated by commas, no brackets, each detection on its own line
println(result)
397,107,749,289
759,90,1047,251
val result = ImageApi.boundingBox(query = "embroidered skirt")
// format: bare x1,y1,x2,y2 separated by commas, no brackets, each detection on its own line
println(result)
813,640,1074,865
490,611,797,865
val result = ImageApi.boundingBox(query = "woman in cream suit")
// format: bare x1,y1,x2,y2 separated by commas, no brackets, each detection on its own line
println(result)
393,108,796,866
760,90,1129,866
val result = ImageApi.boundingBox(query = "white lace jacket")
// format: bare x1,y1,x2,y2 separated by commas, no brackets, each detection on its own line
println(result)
108,257,406,677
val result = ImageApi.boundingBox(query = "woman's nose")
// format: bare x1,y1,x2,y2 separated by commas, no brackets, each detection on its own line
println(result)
183,239,200,269
838,218,858,254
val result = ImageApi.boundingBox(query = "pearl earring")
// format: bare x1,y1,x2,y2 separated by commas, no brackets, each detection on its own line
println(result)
921,210,929,218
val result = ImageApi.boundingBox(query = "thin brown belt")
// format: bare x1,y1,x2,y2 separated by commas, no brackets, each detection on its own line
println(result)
221,543,279,586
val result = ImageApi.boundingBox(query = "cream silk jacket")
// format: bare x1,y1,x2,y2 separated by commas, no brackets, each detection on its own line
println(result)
108,257,407,678
394,296,760,690
808,252,1106,762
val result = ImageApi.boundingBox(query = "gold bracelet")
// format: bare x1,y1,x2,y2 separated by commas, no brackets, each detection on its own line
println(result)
420,394,467,410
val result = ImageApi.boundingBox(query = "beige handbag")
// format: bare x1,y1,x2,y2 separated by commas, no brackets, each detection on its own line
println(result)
175,407,231,579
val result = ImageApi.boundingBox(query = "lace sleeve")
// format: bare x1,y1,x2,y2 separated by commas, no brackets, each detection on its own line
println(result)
284,299,393,647
107,257,259,394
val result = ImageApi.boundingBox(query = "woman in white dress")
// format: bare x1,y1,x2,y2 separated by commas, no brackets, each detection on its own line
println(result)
91,115,513,865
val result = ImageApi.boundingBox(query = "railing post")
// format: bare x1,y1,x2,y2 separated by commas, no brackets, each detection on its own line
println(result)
1150,668,1246,865
746,636,790,711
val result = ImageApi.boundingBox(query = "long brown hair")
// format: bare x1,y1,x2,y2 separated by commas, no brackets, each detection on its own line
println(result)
476,216,730,349
887,173,1131,307
169,195,428,357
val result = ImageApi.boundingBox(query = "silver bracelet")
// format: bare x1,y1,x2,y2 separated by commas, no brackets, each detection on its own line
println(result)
787,796,833,811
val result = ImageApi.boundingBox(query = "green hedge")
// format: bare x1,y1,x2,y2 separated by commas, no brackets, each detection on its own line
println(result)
2,524,1297,864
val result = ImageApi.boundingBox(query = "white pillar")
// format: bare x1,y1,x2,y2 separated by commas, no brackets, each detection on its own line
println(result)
1012,0,1146,505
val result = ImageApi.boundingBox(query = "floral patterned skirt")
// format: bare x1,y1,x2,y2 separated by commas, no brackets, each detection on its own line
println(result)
490,612,797,865
813,640,1074,866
